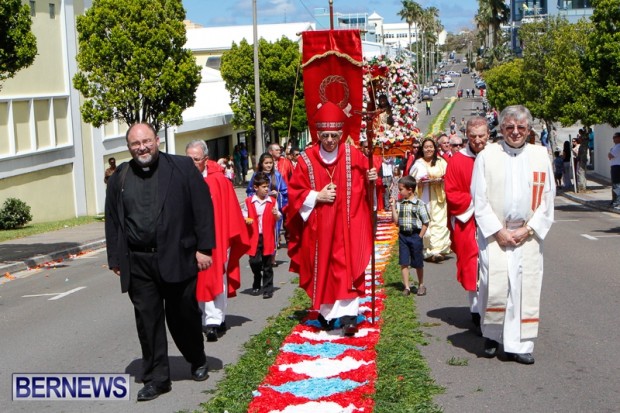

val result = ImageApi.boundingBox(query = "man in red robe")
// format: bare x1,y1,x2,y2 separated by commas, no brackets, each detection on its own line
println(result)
269,143,294,185
186,140,250,342
444,116,489,328
286,102,378,336
438,133,452,163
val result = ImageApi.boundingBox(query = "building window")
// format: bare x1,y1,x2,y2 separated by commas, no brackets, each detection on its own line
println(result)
49,3,55,18
29,1,35,16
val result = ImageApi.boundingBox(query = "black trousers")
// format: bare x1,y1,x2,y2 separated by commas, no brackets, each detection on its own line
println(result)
127,251,206,385
249,234,274,293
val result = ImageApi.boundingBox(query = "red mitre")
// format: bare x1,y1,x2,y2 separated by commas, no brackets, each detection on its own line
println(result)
313,101,347,131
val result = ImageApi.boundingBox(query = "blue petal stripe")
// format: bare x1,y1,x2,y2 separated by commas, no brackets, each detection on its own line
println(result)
269,377,367,400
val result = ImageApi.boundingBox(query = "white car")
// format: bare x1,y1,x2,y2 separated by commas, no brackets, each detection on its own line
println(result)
429,85,438,95
441,80,455,88
447,70,461,77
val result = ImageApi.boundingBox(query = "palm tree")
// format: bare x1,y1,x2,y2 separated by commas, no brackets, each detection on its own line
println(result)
475,0,510,49
419,6,439,85
398,0,423,82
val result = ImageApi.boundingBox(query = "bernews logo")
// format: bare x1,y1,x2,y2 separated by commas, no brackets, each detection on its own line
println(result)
13,374,130,401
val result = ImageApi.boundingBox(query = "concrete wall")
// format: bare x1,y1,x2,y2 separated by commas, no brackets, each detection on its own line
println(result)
0,164,75,222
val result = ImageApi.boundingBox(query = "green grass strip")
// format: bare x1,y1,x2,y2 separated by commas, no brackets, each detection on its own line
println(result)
428,97,456,136
374,243,443,412
0,216,103,243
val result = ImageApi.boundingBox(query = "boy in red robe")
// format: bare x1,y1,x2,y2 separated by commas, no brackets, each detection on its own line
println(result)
244,172,282,299
186,141,250,342
286,101,378,336
443,116,489,328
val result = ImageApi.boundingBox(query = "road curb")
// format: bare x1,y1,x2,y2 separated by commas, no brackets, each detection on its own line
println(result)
560,192,619,214
0,239,106,276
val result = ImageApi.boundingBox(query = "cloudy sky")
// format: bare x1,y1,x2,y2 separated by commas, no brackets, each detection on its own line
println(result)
182,0,478,33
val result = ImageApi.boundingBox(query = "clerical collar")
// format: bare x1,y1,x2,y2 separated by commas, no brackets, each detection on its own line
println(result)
501,140,526,156
319,144,338,164
131,157,159,176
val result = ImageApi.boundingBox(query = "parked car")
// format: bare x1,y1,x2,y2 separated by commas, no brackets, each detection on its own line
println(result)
420,90,433,101
441,80,455,88
475,80,486,89
463,58,468,63
429,85,438,95
462,67,470,74
447,70,461,77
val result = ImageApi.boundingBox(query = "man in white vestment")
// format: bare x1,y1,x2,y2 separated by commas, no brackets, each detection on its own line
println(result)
471,105,555,365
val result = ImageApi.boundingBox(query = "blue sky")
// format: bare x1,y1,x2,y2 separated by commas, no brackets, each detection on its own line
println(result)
182,0,478,33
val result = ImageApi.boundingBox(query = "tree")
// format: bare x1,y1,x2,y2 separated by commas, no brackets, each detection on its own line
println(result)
220,36,306,142
519,17,592,126
398,0,423,81
582,0,620,126
72,0,200,131
0,0,37,90
484,58,527,109
475,0,509,49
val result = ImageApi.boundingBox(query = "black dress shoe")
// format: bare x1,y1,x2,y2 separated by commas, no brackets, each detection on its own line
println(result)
483,338,499,357
317,314,335,331
217,321,227,334
137,382,171,401
506,352,535,365
204,327,218,342
471,312,481,327
191,362,209,381
251,288,261,295
342,323,358,337
263,291,273,299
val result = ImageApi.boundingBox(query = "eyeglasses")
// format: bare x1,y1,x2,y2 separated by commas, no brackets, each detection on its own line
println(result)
293,153,300,157
190,156,205,163
502,124,528,133
319,132,340,140
451,143,463,147
128,138,157,150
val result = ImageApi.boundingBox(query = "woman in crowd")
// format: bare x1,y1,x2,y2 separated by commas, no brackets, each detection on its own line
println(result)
409,137,451,261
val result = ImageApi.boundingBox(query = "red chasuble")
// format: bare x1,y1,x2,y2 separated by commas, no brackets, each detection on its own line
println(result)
276,156,294,185
285,144,372,309
196,160,250,302
444,151,478,291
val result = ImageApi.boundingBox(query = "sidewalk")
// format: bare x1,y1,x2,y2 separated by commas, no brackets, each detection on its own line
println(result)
0,184,251,278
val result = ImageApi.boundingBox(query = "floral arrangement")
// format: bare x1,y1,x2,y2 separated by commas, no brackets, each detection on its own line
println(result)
361,56,421,151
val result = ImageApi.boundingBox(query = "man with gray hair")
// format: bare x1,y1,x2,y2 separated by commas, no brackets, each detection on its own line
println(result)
449,135,464,156
185,140,250,342
471,105,555,365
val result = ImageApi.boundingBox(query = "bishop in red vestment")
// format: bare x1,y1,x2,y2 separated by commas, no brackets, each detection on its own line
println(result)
286,102,378,336
186,141,250,341
444,116,489,326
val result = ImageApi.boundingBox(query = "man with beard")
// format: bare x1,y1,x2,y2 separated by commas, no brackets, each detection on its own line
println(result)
105,123,215,400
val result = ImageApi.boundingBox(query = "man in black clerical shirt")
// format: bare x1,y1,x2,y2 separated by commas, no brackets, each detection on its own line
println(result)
105,123,216,401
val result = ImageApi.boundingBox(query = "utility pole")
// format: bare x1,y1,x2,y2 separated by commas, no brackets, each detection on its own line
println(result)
329,0,334,29
252,0,264,161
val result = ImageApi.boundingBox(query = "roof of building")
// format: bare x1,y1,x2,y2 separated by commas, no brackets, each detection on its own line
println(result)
184,21,315,52
178,67,232,133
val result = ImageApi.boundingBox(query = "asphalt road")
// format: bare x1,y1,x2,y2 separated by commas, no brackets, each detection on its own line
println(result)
4,62,616,413
0,248,298,413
